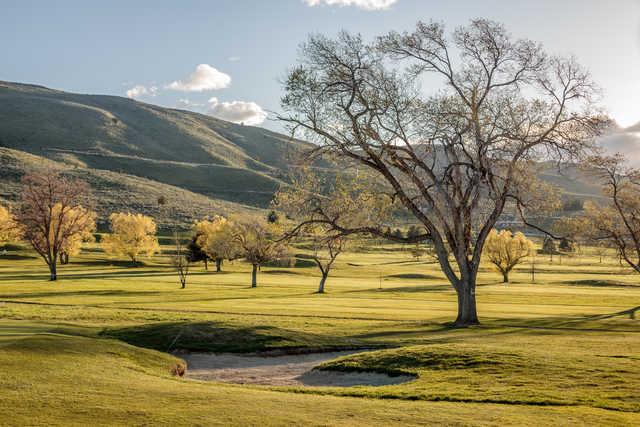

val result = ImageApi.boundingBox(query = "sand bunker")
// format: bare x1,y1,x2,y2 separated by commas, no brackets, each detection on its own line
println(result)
181,350,414,387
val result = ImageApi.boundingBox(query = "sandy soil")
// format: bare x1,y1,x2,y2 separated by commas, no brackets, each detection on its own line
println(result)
180,351,414,387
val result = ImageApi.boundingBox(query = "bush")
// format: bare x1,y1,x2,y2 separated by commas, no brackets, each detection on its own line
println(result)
540,237,557,254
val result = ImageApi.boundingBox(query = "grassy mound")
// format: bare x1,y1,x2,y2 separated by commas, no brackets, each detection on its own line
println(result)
315,344,640,412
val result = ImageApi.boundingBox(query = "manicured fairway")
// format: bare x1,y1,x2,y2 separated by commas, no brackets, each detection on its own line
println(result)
0,243,638,425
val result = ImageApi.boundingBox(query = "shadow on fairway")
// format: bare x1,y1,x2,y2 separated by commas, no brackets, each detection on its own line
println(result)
0,289,163,299
102,321,366,354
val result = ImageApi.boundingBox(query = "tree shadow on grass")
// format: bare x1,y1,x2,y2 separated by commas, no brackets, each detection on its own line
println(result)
560,279,639,288
102,321,364,353
0,269,171,282
0,254,38,260
0,289,163,299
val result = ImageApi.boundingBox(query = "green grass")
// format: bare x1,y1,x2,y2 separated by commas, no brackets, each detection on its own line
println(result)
0,242,639,425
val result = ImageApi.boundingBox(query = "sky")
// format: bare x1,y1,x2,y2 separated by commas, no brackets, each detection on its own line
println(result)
2,0,640,132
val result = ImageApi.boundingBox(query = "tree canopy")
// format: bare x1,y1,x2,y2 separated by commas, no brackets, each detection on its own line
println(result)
103,212,160,264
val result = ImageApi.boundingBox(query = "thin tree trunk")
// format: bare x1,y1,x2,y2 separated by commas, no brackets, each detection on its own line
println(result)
49,262,57,281
204,259,208,271
251,264,258,288
454,281,479,326
216,258,222,272
318,273,327,293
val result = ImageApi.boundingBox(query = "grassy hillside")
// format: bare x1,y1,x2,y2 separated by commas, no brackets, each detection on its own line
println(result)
0,147,260,230
0,81,309,207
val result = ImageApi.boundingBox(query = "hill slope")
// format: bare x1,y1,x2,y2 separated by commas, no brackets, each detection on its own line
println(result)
0,81,308,207
0,147,260,231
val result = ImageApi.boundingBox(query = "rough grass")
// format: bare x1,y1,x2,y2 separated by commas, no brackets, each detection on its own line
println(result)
0,242,639,425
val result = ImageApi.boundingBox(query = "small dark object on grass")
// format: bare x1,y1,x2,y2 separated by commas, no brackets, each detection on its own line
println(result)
170,363,186,377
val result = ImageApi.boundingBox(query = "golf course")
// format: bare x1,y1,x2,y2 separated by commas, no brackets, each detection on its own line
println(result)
1,241,638,426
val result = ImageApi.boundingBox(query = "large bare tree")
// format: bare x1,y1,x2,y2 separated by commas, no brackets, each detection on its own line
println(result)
279,19,604,325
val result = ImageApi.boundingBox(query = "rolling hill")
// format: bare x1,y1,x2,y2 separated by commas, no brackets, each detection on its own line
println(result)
0,80,310,208
0,147,261,231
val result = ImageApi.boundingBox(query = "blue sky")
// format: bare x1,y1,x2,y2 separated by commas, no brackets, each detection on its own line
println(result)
2,0,639,131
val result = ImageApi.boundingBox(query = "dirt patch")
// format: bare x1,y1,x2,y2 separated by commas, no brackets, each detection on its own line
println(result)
180,350,415,387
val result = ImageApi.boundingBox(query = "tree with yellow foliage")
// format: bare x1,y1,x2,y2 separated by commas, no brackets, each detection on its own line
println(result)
0,203,23,246
18,171,96,280
193,216,240,272
484,229,534,283
59,207,96,264
102,212,160,264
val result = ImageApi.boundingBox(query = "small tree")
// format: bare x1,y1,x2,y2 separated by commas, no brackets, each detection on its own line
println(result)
17,171,96,280
541,237,557,261
390,228,404,239
299,225,347,293
186,235,211,270
591,240,610,264
171,233,191,289
59,216,95,264
194,216,241,272
484,229,534,283
234,216,287,287
0,203,23,246
103,212,160,265
410,243,427,262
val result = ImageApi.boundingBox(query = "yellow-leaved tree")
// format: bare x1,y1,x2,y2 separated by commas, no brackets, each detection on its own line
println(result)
193,216,240,272
0,204,23,246
102,212,160,264
18,171,96,280
484,229,534,283
58,206,97,264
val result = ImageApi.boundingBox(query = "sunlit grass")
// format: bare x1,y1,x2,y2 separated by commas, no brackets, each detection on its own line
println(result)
0,242,638,425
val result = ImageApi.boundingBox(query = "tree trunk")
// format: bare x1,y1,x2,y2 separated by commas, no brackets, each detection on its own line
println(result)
318,273,327,293
454,282,479,326
216,258,222,272
502,270,509,283
251,264,258,288
204,259,208,271
49,262,57,281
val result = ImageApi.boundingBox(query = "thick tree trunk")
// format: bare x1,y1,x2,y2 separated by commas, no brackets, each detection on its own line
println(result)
251,264,258,288
49,262,57,281
502,271,509,283
454,282,479,326
318,273,327,293
216,258,222,272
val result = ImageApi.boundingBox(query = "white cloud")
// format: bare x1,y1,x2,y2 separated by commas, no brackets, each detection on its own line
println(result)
126,85,157,99
176,98,204,109
207,97,267,126
303,0,397,10
166,64,231,92
599,124,640,167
